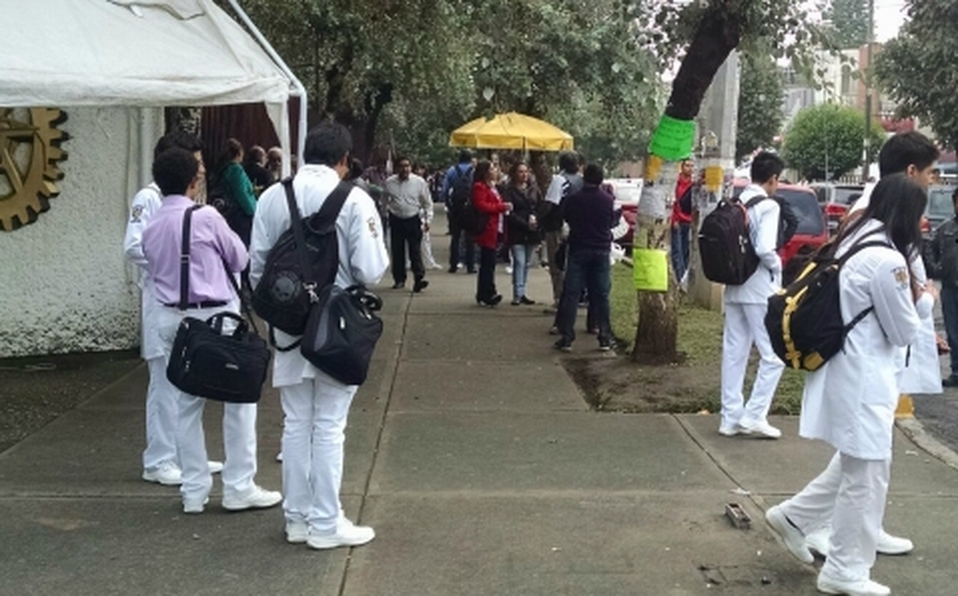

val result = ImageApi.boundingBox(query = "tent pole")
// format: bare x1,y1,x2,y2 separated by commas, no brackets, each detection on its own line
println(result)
226,0,307,175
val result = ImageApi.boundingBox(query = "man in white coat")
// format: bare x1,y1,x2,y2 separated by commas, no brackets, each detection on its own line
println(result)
719,152,786,439
802,131,941,561
766,174,928,596
123,131,222,485
250,122,389,550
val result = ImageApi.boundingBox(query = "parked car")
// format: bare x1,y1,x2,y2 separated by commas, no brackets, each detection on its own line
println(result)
604,178,643,248
923,184,956,238
732,181,829,284
809,182,865,234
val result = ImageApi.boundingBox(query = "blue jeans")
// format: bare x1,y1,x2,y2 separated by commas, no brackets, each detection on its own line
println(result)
942,286,958,376
671,223,690,281
510,244,535,301
556,249,611,345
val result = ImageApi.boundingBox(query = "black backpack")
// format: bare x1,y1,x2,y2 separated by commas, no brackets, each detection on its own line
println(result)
251,179,351,338
765,237,891,371
539,172,583,232
448,166,473,212
459,197,490,237
678,186,693,216
698,195,768,285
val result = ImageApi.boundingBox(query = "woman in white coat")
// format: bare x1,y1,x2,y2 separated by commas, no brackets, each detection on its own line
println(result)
765,174,929,596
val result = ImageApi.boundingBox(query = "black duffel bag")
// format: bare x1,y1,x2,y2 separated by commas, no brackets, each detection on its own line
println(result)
166,205,271,403
301,284,383,386
167,311,270,403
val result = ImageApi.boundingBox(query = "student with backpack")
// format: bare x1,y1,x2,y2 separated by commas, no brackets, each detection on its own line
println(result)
765,174,927,596
442,150,477,273
718,152,787,439
539,151,584,312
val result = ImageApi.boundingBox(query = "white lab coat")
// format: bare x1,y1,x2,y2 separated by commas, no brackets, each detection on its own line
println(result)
723,184,782,305
799,220,922,460
123,183,164,360
850,186,940,394
249,165,389,388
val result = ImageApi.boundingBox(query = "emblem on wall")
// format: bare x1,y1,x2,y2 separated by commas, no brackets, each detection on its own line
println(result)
0,108,69,231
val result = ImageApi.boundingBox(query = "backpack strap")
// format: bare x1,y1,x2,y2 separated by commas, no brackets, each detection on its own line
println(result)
743,195,769,209
838,238,897,335
177,204,204,310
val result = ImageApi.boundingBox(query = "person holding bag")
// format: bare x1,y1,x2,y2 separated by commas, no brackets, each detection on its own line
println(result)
250,122,389,550
142,148,281,515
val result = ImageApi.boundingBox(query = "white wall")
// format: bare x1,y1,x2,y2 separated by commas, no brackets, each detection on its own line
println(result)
0,107,162,357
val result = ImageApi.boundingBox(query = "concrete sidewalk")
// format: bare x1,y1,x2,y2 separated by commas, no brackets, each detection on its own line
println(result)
2,218,958,595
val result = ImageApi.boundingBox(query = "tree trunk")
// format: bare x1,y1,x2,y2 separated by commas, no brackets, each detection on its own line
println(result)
631,7,742,363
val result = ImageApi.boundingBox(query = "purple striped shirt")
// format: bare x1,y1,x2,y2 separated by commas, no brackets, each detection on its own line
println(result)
142,195,248,305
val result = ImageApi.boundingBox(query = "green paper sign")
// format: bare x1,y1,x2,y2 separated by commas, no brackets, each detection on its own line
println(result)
633,249,669,292
648,115,695,161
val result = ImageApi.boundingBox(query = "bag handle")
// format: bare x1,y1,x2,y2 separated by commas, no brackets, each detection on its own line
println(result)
178,205,204,310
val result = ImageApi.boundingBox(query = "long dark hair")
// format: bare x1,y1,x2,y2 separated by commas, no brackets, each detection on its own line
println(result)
836,172,927,259
474,159,494,186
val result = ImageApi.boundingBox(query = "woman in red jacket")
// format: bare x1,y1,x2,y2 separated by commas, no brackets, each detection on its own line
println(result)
472,159,513,306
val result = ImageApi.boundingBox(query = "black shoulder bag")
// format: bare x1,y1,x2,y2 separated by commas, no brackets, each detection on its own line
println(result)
166,205,271,403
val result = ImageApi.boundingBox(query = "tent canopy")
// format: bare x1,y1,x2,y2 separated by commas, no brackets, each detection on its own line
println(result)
449,112,574,152
0,0,293,108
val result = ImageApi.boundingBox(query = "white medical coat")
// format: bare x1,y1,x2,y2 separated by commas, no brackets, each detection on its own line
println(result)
799,220,922,460
724,184,782,305
249,165,389,388
123,183,164,360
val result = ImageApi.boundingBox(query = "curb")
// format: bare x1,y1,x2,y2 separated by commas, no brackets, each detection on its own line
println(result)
896,416,958,472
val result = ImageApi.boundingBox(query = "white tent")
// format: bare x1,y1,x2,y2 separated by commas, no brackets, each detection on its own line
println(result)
1,0,306,171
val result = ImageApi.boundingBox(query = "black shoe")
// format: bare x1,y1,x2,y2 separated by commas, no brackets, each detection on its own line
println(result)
553,339,572,352
392,281,405,289
519,296,536,305
413,279,429,293
479,294,502,307
944,375,958,387
467,268,477,274
598,339,614,352
510,299,521,306
448,267,458,274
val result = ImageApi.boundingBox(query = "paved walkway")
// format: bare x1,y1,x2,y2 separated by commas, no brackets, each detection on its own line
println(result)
2,216,958,595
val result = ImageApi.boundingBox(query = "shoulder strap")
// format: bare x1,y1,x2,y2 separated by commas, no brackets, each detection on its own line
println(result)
744,195,768,209
178,204,203,310
837,235,893,266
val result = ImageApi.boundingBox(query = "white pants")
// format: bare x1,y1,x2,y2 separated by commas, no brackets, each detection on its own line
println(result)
779,451,890,582
720,302,785,427
157,305,258,504
142,356,178,471
422,228,439,268
280,375,357,534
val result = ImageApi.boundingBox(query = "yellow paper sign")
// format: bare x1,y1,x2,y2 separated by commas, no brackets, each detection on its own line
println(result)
632,249,669,292
645,154,663,182
704,165,724,192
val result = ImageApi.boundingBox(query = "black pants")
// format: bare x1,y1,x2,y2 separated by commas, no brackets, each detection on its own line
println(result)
477,246,499,302
389,213,425,285
449,211,476,271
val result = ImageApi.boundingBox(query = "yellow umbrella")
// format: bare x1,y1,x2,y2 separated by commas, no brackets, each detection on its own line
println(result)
449,112,574,151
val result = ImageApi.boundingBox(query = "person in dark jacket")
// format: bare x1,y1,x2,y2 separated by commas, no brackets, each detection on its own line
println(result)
553,163,616,351
503,161,542,305
931,186,958,386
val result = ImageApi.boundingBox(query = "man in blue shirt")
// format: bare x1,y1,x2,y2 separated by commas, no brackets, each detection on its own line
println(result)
442,149,477,273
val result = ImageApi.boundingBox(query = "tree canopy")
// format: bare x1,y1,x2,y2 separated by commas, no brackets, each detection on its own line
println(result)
781,103,885,181
825,0,867,50
874,0,958,148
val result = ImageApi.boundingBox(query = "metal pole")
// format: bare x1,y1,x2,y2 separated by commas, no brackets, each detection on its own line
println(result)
862,0,875,182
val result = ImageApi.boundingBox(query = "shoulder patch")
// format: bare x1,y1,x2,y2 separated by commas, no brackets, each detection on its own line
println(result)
130,204,144,223
892,266,909,289
367,216,379,239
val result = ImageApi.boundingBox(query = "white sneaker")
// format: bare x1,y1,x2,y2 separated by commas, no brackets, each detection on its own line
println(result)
142,461,182,486
306,517,375,550
805,526,830,557
765,505,814,564
221,485,283,511
877,529,913,555
806,527,913,557
817,571,890,596
275,451,283,463
285,520,308,544
718,422,744,436
183,497,208,514
738,418,782,439
208,460,223,475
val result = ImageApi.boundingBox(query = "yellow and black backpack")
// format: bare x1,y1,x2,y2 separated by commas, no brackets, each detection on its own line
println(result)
765,238,892,371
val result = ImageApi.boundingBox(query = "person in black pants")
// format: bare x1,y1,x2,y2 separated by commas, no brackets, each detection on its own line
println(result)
383,157,433,292
442,150,477,273
472,159,512,305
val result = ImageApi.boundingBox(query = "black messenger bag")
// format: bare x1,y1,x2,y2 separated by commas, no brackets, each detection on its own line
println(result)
166,205,271,403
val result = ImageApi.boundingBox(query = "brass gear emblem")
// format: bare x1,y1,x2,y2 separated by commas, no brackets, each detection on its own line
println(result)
0,108,69,231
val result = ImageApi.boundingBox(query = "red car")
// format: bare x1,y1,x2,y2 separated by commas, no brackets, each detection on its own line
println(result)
732,181,828,284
